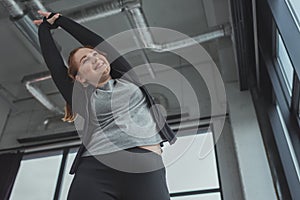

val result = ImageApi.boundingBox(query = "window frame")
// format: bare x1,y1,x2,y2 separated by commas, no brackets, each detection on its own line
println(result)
284,0,300,32
275,31,294,98
257,0,300,198
10,126,224,200
267,0,300,81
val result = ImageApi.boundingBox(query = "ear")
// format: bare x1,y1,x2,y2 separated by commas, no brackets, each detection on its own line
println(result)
75,75,88,87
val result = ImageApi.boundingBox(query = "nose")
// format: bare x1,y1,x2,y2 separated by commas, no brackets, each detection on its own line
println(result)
93,57,99,64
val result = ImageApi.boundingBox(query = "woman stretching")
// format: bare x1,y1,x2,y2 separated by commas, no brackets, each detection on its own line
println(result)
34,10,176,200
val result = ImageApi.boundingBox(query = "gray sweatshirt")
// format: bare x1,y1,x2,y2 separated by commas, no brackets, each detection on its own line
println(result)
82,78,163,156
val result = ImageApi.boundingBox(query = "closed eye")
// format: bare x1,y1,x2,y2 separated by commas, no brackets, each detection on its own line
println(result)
82,58,89,64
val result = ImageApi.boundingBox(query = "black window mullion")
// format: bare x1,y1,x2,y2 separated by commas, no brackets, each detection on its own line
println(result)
273,59,292,107
291,75,300,117
53,149,69,200
256,1,300,199
268,105,300,200
266,0,300,82
261,43,300,167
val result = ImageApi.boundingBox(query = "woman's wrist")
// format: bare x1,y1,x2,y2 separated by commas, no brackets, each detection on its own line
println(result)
42,12,60,29
47,12,57,19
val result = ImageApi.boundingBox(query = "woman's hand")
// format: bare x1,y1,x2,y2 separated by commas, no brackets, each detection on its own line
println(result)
33,10,60,25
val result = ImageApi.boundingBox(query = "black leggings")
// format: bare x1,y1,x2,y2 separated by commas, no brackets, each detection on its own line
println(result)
67,147,170,200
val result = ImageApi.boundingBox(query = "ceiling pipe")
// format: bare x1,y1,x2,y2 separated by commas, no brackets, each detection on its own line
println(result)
0,0,23,17
22,71,64,115
157,25,231,52
125,6,156,49
0,0,58,114
24,0,47,14
0,0,41,51
63,0,231,51
3,0,231,116
125,6,231,52
1,0,64,114
124,2,156,78
63,0,231,73
63,0,156,78
63,0,129,23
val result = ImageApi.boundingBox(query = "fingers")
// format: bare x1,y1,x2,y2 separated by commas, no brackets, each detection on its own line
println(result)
33,10,48,25
34,10,60,26
37,10,51,18
33,19,42,25
47,13,60,25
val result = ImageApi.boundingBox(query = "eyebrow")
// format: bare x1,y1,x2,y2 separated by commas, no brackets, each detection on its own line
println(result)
79,55,87,64
79,51,97,64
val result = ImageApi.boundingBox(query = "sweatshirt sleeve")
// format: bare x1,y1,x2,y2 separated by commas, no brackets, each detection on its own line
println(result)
54,16,140,82
38,22,73,106
54,15,104,48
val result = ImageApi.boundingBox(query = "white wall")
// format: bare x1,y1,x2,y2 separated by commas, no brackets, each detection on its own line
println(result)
226,82,277,200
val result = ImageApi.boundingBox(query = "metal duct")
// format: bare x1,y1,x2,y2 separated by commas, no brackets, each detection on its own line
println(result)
125,7,157,49
3,0,231,116
0,0,40,51
64,0,139,23
0,0,64,114
65,1,231,51
24,0,48,19
64,0,156,78
125,7,231,52
22,71,63,115
64,0,231,73
158,25,231,52
0,0,23,17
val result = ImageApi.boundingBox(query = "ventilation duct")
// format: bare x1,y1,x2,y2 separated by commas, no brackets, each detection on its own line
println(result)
2,0,231,116
63,0,156,78
63,0,132,23
0,0,40,51
22,71,63,115
0,0,64,114
125,6,231,52
63,0,231,52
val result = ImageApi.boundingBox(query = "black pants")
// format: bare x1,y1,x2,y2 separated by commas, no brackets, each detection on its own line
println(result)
67,147,170,200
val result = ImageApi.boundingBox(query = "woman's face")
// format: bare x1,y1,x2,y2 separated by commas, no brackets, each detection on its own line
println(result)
73,48,111,87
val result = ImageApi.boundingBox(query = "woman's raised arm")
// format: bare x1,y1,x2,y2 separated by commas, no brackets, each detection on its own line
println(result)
54,15,104,48
53,15,140,81
38,21,73,106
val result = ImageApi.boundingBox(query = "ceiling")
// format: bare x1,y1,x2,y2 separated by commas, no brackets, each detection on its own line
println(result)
0,0,237,150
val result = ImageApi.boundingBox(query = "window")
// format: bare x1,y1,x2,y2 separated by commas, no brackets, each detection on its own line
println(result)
276,32,294,95
10,152,63,200
171,193,221,200
285,0,300,31
298,99,300,118
10,130,221,200
59,150,77,200
276,104,300,182
162,130,221,199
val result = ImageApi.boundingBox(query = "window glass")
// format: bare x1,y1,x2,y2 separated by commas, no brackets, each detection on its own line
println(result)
299,100,300,118
276,32,294,95
10,130,220,199
276,104,300,182
10,153,62,200
171,192,221,200
59,150,77,200
162,131,220,193
285,0,300,31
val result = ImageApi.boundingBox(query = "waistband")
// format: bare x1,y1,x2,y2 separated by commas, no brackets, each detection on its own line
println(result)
81,146,165,173
124,146,162,156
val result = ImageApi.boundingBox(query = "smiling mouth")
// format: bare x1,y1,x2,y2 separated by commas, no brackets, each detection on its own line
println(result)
95,61,106,70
